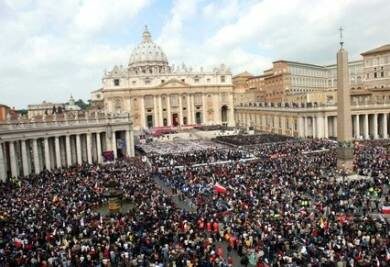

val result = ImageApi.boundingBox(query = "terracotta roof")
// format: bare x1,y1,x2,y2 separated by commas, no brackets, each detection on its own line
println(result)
361,44,390,56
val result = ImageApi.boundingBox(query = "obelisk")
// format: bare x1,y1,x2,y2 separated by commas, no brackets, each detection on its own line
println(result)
336,27,354,171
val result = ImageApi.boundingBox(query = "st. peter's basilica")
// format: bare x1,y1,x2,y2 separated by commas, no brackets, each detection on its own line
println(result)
92,26,235,130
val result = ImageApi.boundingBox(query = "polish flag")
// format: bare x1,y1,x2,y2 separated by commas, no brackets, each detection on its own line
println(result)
214,183,227,194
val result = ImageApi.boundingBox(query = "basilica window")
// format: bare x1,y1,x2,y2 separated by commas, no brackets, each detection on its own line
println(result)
161,80,165,83
220,76,226,82
114,79,120,86
194,78,199,83
181,79,185,82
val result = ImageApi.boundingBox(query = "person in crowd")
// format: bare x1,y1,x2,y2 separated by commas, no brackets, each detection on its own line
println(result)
0,135,388,266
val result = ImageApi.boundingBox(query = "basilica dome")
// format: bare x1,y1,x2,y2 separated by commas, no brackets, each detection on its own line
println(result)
128,26,169,72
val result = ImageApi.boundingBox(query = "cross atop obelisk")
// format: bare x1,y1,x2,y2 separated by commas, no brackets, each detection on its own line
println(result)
339,26,344,47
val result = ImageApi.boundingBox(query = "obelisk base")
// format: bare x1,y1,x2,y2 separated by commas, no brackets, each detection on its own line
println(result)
336,146,354,173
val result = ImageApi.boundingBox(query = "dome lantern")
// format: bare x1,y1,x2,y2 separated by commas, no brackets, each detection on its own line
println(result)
142,25,152,43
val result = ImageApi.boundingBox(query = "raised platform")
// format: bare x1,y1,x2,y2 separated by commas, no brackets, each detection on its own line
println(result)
336,146,354,171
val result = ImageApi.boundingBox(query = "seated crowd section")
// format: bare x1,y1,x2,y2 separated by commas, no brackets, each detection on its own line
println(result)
0,134,389,266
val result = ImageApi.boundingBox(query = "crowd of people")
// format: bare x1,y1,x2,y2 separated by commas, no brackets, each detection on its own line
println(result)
138,140,228,155
0,135,388,266
154,139,389,266
214,134,295,147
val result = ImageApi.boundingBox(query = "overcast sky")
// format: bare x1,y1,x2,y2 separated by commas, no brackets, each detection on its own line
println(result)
1,0,389,108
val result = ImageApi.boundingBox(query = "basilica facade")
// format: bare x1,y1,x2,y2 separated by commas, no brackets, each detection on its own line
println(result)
93,27,235,131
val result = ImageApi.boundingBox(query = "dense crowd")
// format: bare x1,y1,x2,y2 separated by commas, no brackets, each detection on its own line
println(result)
214,134,295,147
0,136,388,266
154,140,389,266
149,149,254,168
138,140,228,155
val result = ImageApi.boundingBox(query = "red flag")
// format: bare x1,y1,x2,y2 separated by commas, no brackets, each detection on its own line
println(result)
214,183,227,194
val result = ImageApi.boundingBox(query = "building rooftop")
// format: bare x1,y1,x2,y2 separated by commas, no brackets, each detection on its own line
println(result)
273,60,326,69
233,71,253,78
0,104,10,109
361,44,390,56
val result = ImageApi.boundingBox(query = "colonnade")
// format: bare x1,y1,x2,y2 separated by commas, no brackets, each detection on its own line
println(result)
0,113,135,181
0,129,134,180
136,93,235,129
236,107,390,140
352,113,389,139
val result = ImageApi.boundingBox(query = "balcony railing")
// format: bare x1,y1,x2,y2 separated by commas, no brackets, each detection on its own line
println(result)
0,112,132,132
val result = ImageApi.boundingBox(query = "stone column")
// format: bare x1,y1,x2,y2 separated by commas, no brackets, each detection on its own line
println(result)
354,115,360,139
311,117,316,138
130,130,135,156
298,116,304,137
363,114,369,139
153,95,158,127
281,116,287,135
86,133,92,164
228,93,235,127
9,141,18,178
213,94,221,124
126,130,132,157
273,116,278,133
44,137,51,170
167,95,172,126
76,134,82,165
304,116,308,137
202,94,207,125
158,95,163,126
178,95,183,126
65,135,72,167
32,139,40,174
55,136,61,168
186,94,192,125
96,132,102,163
0,142,6,181
21,140,30,176
112,130,117,159
139,96,146,129
316,115,324,138
324,116,329,138
373,113,378,139
383,113,388,139
190,94,196,124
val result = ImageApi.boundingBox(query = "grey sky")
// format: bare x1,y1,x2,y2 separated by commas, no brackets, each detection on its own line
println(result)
0,0,389,108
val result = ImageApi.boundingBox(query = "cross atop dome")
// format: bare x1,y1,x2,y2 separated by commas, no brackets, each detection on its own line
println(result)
143,25,152,42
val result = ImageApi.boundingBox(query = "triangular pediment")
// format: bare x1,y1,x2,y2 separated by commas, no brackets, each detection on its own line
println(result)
158,78,190,88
